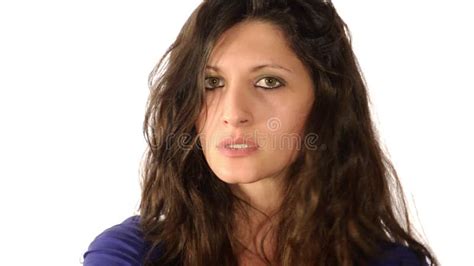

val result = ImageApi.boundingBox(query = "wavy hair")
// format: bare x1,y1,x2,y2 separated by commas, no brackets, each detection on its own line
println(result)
139,0,438,265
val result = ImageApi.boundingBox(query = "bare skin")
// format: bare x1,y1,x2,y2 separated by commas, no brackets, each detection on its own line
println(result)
233,205,280,265
196,20,315,265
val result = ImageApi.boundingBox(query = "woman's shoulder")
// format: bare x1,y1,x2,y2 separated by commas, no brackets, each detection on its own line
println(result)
369,242,428,266
83,216,149,266
83,218,427,266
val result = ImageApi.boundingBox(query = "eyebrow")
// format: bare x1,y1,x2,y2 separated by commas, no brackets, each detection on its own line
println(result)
205,63,293,73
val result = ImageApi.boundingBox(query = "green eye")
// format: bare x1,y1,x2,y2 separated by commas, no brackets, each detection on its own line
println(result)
204,76,284,90
204,76,223,90
255,77,283,89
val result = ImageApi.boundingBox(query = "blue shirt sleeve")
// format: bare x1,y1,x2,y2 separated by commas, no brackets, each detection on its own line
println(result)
370,243,427,266
83,216,147,266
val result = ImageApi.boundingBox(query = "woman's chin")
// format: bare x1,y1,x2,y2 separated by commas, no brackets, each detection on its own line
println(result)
213,169,262,185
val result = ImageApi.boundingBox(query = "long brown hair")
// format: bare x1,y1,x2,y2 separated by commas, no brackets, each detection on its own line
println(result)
139,0,438,265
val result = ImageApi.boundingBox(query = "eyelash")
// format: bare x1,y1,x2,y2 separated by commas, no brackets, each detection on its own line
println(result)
204,76,285,91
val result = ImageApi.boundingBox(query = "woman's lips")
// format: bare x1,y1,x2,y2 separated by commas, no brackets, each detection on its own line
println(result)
217,137,259,157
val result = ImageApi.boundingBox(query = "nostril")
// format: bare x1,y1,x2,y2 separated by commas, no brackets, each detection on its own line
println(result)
223,117,251,126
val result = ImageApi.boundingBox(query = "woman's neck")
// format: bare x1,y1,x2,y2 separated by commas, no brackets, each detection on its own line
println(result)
229,173,286,264
233,209,279,265
229,169,286,215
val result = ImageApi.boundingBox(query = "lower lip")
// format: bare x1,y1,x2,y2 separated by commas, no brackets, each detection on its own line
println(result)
218,145,259,157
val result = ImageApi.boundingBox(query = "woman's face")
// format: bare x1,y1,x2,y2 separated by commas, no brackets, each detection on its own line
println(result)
196,20,315,185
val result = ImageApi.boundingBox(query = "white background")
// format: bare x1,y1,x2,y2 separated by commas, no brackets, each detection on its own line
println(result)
0,1,472,265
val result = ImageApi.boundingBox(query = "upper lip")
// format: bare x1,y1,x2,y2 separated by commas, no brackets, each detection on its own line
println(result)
217,136,259,148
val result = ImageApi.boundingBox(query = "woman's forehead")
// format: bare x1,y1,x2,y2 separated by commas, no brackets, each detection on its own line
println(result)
207,21,299,73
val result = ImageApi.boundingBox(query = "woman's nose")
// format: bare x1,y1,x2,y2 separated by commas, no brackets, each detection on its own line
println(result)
221,83,254,127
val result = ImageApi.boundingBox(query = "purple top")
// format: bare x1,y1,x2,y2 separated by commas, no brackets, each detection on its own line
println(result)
83,216,427,266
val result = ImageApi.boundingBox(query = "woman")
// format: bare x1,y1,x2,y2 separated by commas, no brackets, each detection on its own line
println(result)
84,0,438,265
